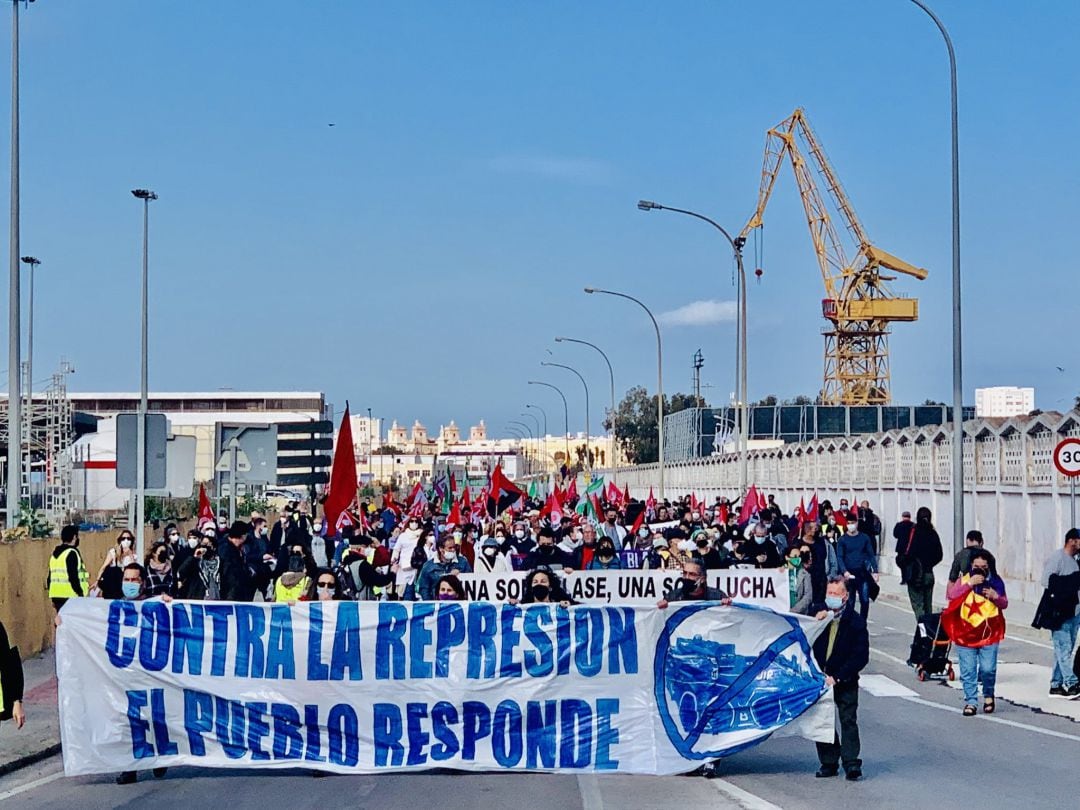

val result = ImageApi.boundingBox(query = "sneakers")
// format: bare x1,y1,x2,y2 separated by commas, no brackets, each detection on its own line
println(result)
115,771,136,785
815,766,839,778
845,769,863,781
1050,685,1067,697
1065,683,1080,698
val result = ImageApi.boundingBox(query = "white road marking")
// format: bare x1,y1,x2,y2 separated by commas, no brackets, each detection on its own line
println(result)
709,777,785,810
860,674,919,698
0,769,65,803
867,648,1080,742
873,599,1052,649
577,774,604,810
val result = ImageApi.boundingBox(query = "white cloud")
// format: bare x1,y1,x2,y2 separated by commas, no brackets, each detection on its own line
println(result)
486,155,614,184
658,299,738,327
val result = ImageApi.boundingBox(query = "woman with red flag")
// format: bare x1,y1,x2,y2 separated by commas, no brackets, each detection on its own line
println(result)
942,549,1008,716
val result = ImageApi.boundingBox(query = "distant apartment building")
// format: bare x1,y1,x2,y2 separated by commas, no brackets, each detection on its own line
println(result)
975,386,1035,418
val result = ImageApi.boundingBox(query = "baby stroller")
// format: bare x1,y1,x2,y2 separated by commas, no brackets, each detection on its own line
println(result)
908,612,955,682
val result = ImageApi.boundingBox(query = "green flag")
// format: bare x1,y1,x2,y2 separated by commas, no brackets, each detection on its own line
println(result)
528,479,538,500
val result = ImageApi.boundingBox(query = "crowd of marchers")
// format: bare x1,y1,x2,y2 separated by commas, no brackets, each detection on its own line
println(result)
21,483,1080,785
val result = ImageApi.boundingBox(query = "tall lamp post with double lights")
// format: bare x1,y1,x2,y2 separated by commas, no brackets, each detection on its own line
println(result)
583,287,664,499
637,199,748,495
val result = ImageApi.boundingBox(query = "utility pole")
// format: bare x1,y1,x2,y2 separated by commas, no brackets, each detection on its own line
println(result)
131,188,157,558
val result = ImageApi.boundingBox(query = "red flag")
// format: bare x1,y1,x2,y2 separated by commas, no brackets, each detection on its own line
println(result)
646,487,657,516
566,477,578,502
806,493,819,523
323,405,359,535
738,485,759,524
405,481,423,508
607,481,621,507
336,508,358,533
591,492,603,520
718,502,729,525
940,575,1007,648
446,499,462,527
197,482,215,528
630,507,646,537
622,484,631,504
542,491,563,525
382,492,402,516
358,507,371,532
487,464,523,517
758,490,768,511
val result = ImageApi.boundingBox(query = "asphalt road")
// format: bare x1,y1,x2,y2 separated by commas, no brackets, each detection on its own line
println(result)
2,598,1077,810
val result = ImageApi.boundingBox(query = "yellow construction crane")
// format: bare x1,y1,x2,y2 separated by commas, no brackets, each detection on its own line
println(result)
739,108,928,405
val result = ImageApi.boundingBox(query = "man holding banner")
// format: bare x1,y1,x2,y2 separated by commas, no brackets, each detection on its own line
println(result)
657,560,730,609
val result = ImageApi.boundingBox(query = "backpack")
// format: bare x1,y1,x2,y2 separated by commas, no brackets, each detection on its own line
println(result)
410,542,428,571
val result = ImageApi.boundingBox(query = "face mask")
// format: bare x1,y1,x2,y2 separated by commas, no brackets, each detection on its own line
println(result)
531,584,550,601
638,528,650,538
482,546,497,557
453,531,462,541
696,540,708,550
539,544,554,555
187,537,199,549
437,592,457,601
692,513,701,521
825,596,844,611
443,550,457,563
168,533,179,542
754,535,767,545
203,533,216,541
121,582,141,599
317,586,334,598
573,531,583,541
789,556,802,568
217,521,227,530
288,554,305,573
258,528,268,537
514,530,526,540
120,539,132,549
681,577,702,595
599,547,615,559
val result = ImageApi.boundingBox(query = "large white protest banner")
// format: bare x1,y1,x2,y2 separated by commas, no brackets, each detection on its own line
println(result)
56,598,831,776
460,569,789,613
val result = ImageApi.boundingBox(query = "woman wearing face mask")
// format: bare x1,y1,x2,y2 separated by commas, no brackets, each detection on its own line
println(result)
942,549,1008,716
474,537,512,573
144,541,174,597
92,531,139,599
587,539,622,570
176,537,221,600
435,574,466,601
389,518,424,599
787,546,813,615
520,569,573,607
312,569,341,601
274,545,313,603
691,530,725,570
632,523,654,553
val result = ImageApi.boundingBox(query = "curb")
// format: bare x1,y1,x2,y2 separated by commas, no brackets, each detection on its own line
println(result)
0,742,62,779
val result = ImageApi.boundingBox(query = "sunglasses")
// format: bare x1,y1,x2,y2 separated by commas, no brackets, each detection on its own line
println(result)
317,580,335,587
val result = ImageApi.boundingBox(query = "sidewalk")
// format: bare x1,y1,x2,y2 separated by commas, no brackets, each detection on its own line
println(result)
0,647,60,777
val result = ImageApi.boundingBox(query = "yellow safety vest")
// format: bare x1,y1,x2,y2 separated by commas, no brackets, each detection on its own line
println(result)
48,546,89,599
274,576,310,603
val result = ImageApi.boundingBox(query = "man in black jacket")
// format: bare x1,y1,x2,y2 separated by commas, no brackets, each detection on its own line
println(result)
219,521,259,602
812,577,870,781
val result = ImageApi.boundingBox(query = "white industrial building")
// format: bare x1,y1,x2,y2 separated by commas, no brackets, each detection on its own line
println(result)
975,387,1035,418
70,391,328,513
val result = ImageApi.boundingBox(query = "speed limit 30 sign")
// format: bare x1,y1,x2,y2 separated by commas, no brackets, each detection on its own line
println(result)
1054,438,1080,478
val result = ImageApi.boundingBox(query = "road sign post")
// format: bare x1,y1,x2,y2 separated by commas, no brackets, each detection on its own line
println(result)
1053,438,1080,529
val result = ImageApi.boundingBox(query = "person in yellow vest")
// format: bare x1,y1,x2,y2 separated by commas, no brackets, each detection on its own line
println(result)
274,545,313,604
47,525,89,611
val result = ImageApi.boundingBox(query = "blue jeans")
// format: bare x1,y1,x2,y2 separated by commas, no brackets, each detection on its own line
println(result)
956,643,999,705
848,578,871,620
1051,614,1080,689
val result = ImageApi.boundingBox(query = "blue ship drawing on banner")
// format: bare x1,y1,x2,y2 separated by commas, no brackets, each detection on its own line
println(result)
653,604,825,759
664,635,820,734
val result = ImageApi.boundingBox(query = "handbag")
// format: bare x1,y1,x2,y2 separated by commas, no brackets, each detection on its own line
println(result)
896,526,921,585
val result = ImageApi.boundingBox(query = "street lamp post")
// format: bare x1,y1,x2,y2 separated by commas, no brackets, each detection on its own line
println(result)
637,200,748,495
584,287,665,499
6,0,33,526
528,381,570,468
526,403,548,476
366,407,373,487
20,255,39,497
541,361,591,471
908,0,965,554
520,412,541,473
505,426,528,475
131,188,158,558
555,336,617,483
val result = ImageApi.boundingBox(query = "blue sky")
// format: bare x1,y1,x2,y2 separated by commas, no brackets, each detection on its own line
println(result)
6,0,1078,436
